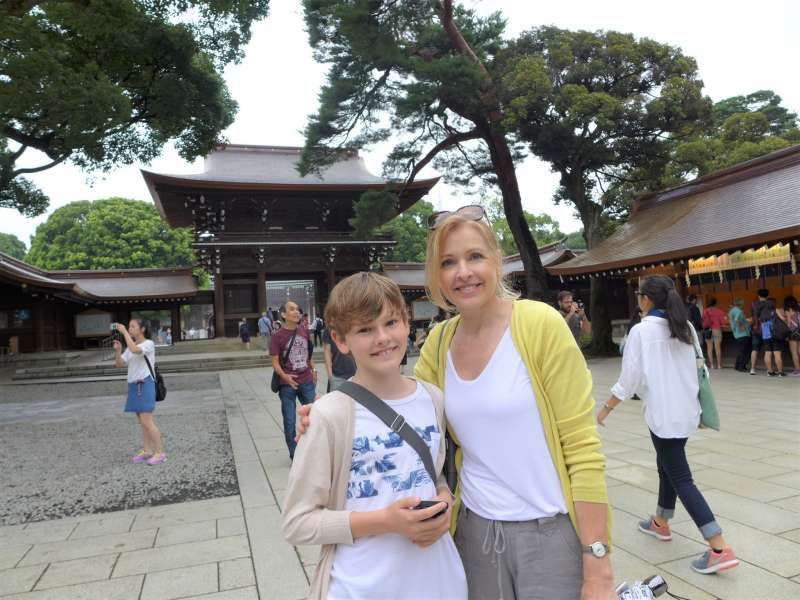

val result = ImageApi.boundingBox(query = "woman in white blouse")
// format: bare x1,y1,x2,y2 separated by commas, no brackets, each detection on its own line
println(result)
597,275,739,575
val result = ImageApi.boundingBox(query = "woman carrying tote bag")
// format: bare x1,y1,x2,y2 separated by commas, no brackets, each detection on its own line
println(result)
597,275,738,574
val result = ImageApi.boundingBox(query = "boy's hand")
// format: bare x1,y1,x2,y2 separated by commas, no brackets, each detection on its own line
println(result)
411,490,452,548
383,497,449,543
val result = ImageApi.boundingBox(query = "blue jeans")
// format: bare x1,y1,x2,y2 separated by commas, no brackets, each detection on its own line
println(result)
650,431,722,540
279,381,316,459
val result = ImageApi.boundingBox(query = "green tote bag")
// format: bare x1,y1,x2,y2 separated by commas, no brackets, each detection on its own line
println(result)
690,325,720,431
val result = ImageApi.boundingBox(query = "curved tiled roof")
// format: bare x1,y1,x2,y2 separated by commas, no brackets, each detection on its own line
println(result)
549,145,800,276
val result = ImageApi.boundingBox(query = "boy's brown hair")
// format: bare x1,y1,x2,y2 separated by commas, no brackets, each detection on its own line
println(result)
324,272,408,338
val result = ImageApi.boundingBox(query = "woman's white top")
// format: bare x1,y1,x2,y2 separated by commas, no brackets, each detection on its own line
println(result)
445,328,567,521
122,339,156,383
611,316,700,438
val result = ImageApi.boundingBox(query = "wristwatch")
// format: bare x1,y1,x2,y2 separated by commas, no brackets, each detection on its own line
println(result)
582,541,609,558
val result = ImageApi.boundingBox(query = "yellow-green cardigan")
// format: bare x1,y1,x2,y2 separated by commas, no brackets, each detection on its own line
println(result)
414,299,609,536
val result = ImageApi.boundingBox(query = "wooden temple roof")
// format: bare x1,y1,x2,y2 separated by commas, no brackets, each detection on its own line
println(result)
0,254,198,303
548,145,800,276
142,144,440,227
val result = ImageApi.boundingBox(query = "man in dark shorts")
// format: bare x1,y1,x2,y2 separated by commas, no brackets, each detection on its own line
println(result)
322,327,356,392
270,300,317,460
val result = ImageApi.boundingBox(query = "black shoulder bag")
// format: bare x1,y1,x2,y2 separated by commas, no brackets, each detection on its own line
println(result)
338,381,437,484
271,328,298,393
143,354,166,402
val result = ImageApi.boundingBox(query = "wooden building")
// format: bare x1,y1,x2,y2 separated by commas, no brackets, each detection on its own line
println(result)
548,145,800,324
142,144,438,337
0,253,205,353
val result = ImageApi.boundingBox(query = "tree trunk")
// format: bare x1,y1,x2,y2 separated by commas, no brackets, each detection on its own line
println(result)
435,0,547,299
566,173,617,355
483,125,548,299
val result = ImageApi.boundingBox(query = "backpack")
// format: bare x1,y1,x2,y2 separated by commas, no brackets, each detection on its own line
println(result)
771,314,790,342
143,354,167,402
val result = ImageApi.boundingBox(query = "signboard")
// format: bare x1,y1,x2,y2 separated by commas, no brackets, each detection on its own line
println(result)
688,243,791,275
75,310,113,338
412,299,439,321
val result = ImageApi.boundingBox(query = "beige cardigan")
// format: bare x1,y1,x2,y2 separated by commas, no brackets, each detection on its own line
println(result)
281,379,450,600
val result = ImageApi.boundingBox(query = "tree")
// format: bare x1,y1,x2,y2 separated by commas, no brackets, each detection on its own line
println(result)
498,27,711,352
26,198,196,271
484,196,564,255
674,91,800,176
564,230,587,250
379,200,435,263
299,0,549,298
0,232,26,259
1,0,270,216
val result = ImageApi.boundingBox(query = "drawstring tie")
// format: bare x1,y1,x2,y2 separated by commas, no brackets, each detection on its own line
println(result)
481,519,507,600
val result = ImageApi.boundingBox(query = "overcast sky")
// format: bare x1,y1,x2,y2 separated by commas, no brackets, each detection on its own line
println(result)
5,0,799,247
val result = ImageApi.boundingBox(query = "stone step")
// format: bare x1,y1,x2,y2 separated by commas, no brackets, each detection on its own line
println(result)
13,358,272,381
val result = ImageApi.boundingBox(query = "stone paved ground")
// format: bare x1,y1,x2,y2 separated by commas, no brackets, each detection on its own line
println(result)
0,358,798,599
0,374,237,524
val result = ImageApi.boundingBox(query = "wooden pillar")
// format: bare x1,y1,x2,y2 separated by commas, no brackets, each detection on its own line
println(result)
214,275,225,338
33,299,46,352
257,270,267,316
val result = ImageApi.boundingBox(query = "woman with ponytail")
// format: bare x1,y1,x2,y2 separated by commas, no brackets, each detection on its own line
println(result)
597,275,739,575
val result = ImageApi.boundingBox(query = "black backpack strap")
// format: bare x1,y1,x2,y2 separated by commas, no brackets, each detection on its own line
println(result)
338,380,437,484
280,328,298,368
142,353,156,380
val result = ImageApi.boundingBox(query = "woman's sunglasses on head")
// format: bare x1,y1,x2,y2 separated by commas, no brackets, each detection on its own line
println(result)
426,204,486,230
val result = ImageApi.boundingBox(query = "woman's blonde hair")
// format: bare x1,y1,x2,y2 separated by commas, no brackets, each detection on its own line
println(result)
424,214,520,310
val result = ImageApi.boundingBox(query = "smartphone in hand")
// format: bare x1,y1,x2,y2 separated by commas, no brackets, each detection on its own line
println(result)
413,500,448,520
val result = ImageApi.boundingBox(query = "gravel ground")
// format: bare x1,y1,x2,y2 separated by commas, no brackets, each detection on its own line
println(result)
0,373,238,525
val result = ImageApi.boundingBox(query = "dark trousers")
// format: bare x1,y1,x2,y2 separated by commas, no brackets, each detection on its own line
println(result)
313,330,322,346
650,431,721,540
733,336,752,370
279,381,316,459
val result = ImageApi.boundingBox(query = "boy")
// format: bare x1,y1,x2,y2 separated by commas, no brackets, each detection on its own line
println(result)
282,272,465,600
270,300,317,460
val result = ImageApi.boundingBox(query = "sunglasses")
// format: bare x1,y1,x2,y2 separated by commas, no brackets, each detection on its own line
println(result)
426,204,486,230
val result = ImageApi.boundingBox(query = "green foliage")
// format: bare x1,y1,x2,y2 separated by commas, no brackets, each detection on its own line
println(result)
484,197,563,256
300,1,551,296
349,189,400,238
26,197,197,270
0,0,269,216
498,26,711,246
378,200,435,262
0,232,26,259
712,90,798,135
564,230,587,250
674,91,799,176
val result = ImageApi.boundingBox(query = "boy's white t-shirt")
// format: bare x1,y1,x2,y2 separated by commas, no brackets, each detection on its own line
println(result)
121,340,156,383
327,382,467,600
445,328,567,521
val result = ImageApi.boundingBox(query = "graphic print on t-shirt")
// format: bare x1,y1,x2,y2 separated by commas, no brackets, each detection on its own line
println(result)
346,424,438,500
287,333,308,371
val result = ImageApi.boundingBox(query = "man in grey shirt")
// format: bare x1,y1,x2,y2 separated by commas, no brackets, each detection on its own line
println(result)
557,290,591,343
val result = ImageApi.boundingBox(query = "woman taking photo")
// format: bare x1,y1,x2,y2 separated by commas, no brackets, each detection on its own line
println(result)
113,319,166,466
597,275,738,574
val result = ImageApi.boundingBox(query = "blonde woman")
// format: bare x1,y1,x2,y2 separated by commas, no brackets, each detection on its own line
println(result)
300,205,614,599
413,205,614,600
